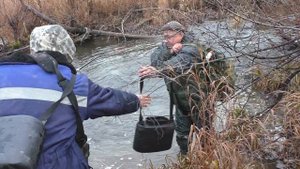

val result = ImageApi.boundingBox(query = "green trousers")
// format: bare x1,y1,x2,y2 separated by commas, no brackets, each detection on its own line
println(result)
174,107,211,154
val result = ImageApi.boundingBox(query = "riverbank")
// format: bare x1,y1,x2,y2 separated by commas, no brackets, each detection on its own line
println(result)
0,0,213,50
1,0,299,52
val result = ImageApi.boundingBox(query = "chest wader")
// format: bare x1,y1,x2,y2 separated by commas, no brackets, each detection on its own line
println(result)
168,76,212,155
166,82,196,155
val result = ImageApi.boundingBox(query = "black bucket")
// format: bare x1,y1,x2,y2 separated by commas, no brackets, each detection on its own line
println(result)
133,79,175,153
133,116,174,153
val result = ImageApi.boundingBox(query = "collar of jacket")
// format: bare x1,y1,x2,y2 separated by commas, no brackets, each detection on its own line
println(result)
182,31,195,43
0,51,77,74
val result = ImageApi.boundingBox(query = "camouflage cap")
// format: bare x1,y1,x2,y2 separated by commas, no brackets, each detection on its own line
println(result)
161,21,185,32
30,24,76,63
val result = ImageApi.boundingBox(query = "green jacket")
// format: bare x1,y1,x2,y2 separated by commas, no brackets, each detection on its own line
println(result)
150,36,203,113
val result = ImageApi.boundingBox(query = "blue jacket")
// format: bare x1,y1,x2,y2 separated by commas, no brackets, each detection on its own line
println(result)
0,52,140,169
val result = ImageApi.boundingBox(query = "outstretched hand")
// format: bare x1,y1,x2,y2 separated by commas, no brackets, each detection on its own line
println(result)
138,66,157,78
137,95,151,108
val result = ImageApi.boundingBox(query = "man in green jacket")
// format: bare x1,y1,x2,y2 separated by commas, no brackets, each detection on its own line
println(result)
138,21,211,155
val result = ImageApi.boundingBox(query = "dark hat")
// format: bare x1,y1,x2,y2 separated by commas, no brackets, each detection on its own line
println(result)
161,21,185,32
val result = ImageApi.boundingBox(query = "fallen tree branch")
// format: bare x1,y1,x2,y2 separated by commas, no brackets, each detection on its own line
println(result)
0,45,29,57
21,1,159,39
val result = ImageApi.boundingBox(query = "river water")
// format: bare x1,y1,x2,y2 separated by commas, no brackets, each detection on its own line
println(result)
74,37,179,169
73,20,283,169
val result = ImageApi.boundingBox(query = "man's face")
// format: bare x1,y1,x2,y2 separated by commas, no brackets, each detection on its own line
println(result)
163,30,184,48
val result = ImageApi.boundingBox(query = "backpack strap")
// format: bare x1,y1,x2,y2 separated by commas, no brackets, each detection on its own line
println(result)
30,52,87,148
40,74,76,121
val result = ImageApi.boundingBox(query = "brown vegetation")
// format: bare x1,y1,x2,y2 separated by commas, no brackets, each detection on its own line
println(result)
176,0,299,168
151,0,299,169
0,0,300,168
0,0,210,48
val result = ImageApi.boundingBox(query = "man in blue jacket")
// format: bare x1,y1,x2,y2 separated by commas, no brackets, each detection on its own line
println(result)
0,24,150,169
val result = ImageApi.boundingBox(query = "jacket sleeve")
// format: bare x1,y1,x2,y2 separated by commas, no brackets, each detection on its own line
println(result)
151,44,199,76
86,79,140,119
150,43,172,69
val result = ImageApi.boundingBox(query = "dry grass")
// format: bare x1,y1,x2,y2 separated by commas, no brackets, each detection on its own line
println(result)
0,0,210,46
1,0,300,168
155,0,299,168
163,115,269,169
252,62,300,93
279,92,300,167
251,66,285,93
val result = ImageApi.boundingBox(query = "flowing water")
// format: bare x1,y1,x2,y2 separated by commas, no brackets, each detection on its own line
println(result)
74,38,179,169
73,20,283,169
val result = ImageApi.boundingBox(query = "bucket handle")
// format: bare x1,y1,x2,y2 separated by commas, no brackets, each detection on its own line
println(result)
139,78,174,122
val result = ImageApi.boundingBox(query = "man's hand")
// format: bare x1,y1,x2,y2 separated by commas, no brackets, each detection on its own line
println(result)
137,95,151,108
170,43,183,54
138,66,157,78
